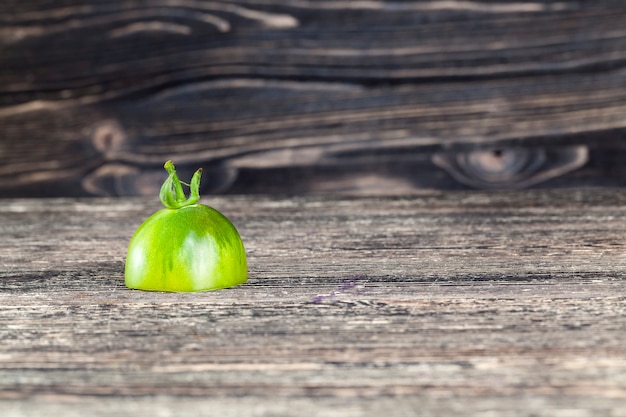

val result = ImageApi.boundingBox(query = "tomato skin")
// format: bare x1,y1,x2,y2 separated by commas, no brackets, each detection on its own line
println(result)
125,204,247,292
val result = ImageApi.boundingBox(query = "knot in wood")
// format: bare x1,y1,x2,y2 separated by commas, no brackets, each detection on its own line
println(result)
91,120,126,158
433,146,589,189
462,148,545,183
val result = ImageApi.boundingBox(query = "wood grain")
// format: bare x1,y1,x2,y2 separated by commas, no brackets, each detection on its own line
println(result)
1,1,625,195
1,190,626,415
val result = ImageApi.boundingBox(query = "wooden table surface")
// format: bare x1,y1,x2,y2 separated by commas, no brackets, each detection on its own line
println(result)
1,190,626,416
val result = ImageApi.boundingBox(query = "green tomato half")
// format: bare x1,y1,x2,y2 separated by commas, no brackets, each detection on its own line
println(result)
124,161,247,292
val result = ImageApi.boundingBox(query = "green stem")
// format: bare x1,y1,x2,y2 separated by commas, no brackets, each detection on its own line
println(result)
159,160,203,209
164,160,186,203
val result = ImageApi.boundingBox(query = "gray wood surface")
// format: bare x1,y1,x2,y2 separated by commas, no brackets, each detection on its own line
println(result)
1,190,626,416
1,1,625,196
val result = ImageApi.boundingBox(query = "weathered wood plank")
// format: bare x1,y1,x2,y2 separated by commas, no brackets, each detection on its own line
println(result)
2,1,625,101
0,1,625,195
1,191,626,415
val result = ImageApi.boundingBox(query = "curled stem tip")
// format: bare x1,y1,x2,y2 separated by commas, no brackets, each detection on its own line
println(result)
159,161,203,209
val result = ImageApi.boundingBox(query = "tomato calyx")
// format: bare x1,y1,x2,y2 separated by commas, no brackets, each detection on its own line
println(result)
159,160,203,209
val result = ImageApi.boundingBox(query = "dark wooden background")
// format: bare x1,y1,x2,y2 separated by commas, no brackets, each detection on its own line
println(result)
1,0,625,197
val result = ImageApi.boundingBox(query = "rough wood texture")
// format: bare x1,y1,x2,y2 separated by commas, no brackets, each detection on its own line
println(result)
1,1,625,196
1,190,626,416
